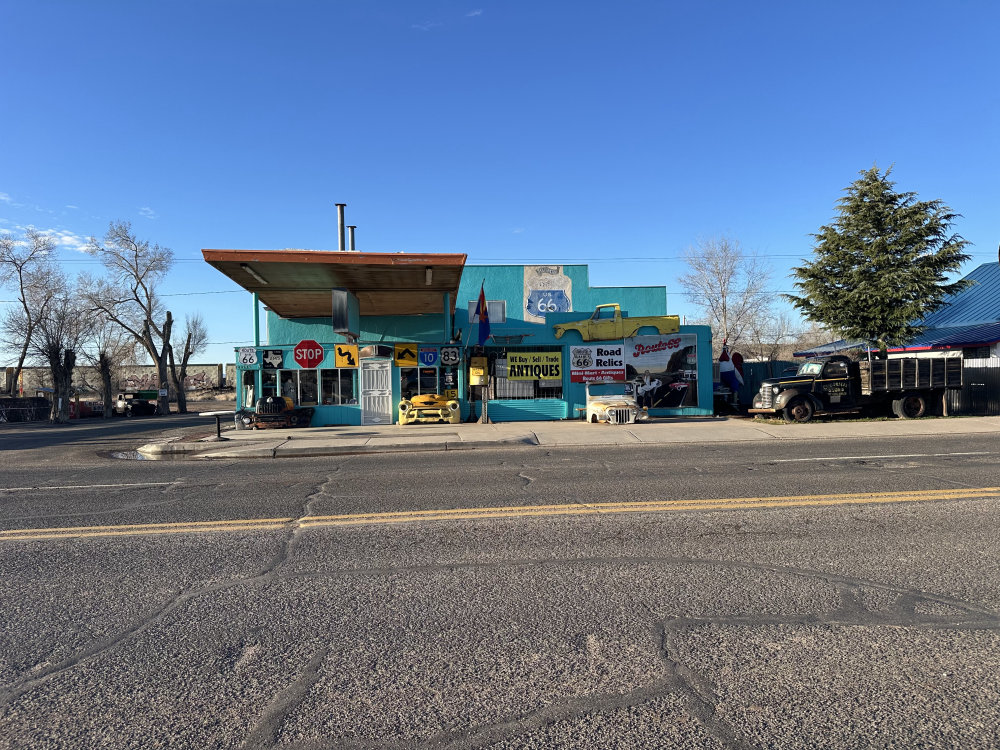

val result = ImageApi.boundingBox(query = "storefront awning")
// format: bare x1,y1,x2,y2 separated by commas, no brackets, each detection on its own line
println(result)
202,249,468,318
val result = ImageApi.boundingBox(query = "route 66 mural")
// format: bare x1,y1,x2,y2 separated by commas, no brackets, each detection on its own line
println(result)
524,265,572,323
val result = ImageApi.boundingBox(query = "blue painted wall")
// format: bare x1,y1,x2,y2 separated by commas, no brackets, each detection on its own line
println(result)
239,262,714,422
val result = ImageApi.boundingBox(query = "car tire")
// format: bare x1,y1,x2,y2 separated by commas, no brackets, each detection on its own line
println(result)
783,397,814,423
892,394,926,419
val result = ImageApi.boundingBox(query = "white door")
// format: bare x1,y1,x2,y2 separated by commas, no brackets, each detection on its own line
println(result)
360,359,393,425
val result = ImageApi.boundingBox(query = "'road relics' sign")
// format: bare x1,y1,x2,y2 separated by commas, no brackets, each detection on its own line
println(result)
293,340,324,369
570,344,626,383
238,347,258,365
507,352,562,381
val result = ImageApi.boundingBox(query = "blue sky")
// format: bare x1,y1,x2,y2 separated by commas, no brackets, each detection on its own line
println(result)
2,0,998,365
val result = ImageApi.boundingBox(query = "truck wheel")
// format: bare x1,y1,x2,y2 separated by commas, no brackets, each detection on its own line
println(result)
783,397,814,423
892,394,926,419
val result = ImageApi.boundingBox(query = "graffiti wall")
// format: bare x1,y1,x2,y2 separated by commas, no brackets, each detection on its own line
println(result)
2,364,227,397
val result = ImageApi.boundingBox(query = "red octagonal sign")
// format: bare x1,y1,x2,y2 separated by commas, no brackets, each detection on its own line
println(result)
293,339,324,369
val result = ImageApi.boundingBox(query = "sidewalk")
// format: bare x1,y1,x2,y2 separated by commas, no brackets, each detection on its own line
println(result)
137,415,1000,460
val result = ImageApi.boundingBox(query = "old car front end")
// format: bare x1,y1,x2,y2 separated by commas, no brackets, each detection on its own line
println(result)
585,382,647,425
398,394,462,425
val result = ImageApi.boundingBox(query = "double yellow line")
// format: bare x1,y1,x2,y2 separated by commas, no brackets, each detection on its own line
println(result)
2,487,997,542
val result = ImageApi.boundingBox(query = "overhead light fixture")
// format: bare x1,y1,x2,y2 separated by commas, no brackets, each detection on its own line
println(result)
240,263,268,285
425,266,433,286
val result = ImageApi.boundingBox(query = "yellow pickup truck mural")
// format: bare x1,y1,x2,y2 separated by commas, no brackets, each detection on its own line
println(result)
553,304,680,341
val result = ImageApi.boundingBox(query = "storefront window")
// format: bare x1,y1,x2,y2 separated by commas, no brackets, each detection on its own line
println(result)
299,370,318,406
321,369,357,405
281,369,354,405
279,371,298,403
241,370,255,407
419,367,438,394
486,348,563,400
400,367,440,399
262,370,277,399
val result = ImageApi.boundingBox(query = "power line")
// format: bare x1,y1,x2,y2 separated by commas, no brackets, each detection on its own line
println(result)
160,290,245,297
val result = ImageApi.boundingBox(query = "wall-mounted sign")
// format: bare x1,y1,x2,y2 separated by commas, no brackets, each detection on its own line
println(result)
625,334,699,408
335,344,359,368
394,343,418,367
262,350,283,369
469,356,488,385
569,344,626,383
527,289,571,318
418,347,439,367
238,347,258,365
440,346,461,367
523,266,572,324
507,352,562,380
293,340,324,369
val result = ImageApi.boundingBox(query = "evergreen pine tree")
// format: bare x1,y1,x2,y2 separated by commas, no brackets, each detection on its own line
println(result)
787,166,970,352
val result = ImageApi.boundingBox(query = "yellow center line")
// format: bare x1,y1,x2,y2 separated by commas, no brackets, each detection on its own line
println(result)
2,487,998,542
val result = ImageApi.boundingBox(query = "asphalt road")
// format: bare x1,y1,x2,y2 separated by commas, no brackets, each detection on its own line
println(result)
2,417,999,749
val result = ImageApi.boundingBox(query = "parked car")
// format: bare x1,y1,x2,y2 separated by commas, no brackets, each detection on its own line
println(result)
114,391,158,417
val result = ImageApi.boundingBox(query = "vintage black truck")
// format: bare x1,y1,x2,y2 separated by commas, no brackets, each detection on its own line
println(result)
235,395,315,429
749,354,963,423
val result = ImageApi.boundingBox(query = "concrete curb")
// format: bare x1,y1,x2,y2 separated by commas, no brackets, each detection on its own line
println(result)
136,415,1000,460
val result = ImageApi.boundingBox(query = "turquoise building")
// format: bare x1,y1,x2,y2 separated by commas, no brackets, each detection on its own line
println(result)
203,249,714,425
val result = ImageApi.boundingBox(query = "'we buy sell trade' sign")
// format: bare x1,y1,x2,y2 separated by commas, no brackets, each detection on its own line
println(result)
293,340,324,368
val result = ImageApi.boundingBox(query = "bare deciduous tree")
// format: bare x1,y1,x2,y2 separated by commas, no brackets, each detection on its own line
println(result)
168,313,208,414
678,236,772,354
83,221,174,415
27,272,92,422
743,309,802,361
81,320,138,418
0,229,57,394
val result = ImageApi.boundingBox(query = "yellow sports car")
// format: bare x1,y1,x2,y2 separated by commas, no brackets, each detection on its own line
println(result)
398,393,462,425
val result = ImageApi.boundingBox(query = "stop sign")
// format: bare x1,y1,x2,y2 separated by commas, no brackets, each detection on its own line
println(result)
293,339,324,369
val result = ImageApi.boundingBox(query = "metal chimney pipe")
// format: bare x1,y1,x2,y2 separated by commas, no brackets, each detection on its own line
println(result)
336,203,346,252
348,225,357,251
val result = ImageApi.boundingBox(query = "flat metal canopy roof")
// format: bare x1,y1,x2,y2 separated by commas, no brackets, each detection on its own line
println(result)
202,249,468,318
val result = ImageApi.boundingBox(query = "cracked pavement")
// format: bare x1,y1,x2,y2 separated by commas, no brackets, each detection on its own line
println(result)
2,430,1000,748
